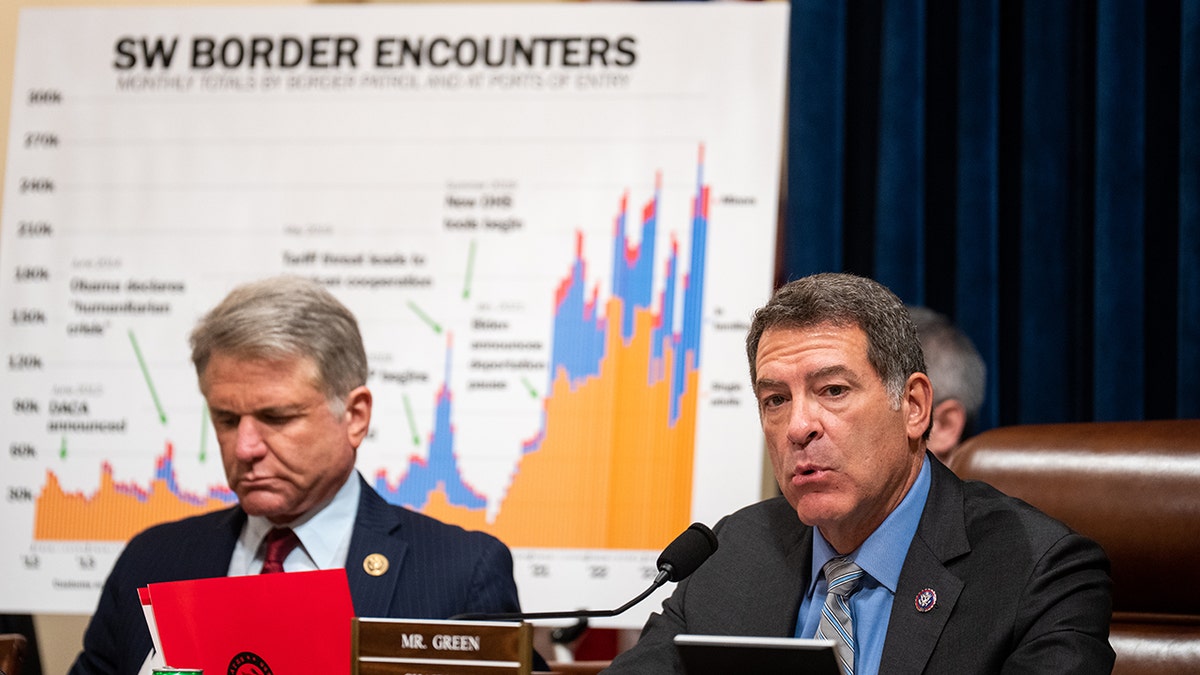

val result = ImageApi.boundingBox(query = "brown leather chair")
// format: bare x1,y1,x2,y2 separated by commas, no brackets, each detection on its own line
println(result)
0,633,28,675
951,420,1200,675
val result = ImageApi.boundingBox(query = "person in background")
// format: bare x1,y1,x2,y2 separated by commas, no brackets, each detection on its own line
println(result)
604,272,1112,674
906,305,986,464
69,275,525,675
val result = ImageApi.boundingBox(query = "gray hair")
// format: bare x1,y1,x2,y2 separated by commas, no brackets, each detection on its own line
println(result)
745,272,926,405
190,275,368,404
907,305,986,432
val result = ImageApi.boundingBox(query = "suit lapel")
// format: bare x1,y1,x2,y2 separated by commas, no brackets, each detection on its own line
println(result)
345,475,409,618
879,458,971,673
730,497,813,636
881,538,965,672
208,506,247,577
762,524,813,635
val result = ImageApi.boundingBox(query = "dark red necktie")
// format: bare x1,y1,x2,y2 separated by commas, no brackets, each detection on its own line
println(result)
260,527,300,574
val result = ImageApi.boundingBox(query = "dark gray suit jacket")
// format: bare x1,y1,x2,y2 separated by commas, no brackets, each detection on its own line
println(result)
69,473,521,675
605,456,1114,674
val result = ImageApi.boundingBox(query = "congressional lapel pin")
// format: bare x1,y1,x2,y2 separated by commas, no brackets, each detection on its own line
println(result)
363,553,389,577
915,588,937,612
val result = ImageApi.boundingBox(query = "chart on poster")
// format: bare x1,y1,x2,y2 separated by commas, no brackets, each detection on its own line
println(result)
0,3,788,623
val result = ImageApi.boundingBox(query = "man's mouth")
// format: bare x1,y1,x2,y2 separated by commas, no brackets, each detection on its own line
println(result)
237,475,276,489
792,465,832,485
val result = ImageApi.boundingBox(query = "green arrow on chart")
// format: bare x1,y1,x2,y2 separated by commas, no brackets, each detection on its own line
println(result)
463,239,477,300
520,376,539,399
60,436,67,460
199,403,210,462
402,394,420,446
407,301,442,334
128,329,168,425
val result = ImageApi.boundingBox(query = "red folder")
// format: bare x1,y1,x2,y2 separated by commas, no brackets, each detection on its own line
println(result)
148,569,355,674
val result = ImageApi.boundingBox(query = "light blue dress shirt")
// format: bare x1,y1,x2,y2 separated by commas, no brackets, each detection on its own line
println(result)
794,455,932,675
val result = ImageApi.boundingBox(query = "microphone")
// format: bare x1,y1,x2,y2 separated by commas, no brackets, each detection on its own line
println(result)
451,522,718,621
655,521,720,584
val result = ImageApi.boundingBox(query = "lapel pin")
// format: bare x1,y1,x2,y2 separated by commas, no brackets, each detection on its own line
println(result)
915,588,937,612
363,553,389,576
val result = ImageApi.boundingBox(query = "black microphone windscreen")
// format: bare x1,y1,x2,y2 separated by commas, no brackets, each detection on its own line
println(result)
656,522,718,582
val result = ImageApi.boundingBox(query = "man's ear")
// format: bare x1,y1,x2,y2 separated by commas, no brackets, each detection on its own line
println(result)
904,372,934,442
928,399,968,461
343,385,373,448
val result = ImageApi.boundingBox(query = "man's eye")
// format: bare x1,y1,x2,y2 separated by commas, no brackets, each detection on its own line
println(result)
213,415,239,429
760,394,786,409
824,385,849,397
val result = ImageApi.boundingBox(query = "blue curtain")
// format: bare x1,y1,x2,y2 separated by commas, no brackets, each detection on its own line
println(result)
785,0,1200,432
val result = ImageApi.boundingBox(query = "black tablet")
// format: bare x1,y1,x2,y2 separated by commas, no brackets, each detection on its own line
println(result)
674,634,839,675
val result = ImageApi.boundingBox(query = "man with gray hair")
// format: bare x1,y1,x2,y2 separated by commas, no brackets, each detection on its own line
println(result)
70,275,523,675
606,272,1112,674
906,305,986,463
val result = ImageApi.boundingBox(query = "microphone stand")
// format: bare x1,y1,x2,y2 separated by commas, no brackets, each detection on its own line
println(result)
451,568,672,622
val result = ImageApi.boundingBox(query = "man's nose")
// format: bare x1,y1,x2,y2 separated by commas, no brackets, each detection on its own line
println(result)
786,399,822,447
234,417,267,461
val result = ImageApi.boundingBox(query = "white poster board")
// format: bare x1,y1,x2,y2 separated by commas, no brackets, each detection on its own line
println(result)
0,3,788,626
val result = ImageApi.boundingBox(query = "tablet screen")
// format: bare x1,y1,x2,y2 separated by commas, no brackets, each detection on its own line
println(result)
674,634,839,674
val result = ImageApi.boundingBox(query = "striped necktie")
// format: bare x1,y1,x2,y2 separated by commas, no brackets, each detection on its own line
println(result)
816,557,865,675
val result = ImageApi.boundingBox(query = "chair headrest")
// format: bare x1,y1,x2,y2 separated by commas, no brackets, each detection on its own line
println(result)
952,420,1200,615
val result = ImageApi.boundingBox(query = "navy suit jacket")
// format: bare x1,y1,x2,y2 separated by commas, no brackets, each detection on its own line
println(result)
605,456,1115,674
69,474,521,675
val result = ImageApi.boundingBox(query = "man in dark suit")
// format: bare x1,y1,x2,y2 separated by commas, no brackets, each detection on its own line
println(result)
69,276,523,675
606,273,1113,674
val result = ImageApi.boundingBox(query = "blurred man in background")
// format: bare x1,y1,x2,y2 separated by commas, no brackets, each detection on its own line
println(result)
907,306,986,464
